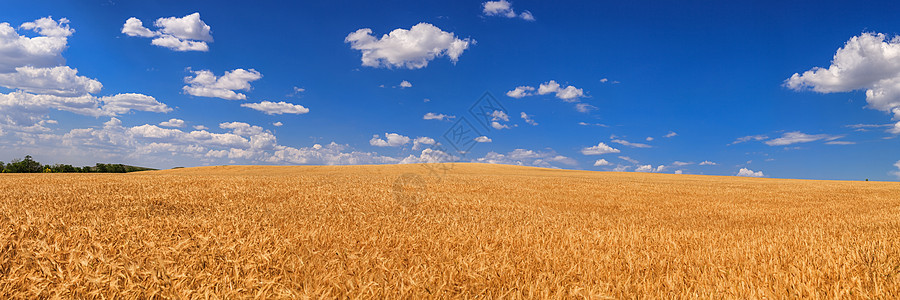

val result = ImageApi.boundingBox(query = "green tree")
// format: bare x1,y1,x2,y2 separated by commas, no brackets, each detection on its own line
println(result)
6,155,43,173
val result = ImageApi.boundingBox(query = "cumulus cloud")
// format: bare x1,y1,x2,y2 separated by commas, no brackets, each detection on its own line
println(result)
474,136,492,143
737,168,764,177
411,136,436,150
475,148,575,168
0,17,170,135
665,131,678,138
0,66,102,97
786,32,900,133
635,165,665,173
581,142,620,155
159,118,185,128
593,158,611,166
0,17,73,73
399,80,412,88
122,13,212,52
423,112,455,121
699,160,717,166
0,91,170,133
520,112,537,125
240,101,309,115
506,86,534,98
765,131,841,146
272,122,283,127
183,69,262,100
482,0,535,21
48,118,405,166
370,133,411,147
345,23,473,69
537,80,584,101
509,80,590,112
612,139,652,148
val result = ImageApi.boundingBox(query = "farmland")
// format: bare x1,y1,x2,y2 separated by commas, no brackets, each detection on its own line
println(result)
0,163,898,298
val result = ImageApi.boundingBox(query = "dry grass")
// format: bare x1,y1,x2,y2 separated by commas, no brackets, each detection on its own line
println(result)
1,163,899,298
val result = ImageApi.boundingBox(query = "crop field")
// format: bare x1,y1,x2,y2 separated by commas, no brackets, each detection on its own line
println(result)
0,163,898,298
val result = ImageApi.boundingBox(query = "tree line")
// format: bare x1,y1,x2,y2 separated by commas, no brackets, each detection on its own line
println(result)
0,155,156,173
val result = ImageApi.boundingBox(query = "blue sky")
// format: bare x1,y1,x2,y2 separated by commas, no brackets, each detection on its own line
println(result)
2,0,899,180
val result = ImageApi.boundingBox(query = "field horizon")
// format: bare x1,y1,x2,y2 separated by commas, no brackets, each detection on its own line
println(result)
2,163,899,297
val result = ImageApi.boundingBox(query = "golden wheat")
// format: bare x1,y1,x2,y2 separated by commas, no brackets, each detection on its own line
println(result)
0,163,898,298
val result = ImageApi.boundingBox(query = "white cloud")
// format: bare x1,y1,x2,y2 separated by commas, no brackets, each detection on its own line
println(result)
159,118,185,128
240,101,309,115
578,122,609,127
272,122,283,127
0,90,170,133
482,0,535,21
537,80,584,101
730,134,769,145
613,165,631,172
619,156,639,164
506,86,534,98
0,17,73,73
786,32,900,132
581,142,620,155
612,139,652,148
121,17,155,38
412,136,435,150
490,110,512,129
575,103,596,113
287,86,305,97
423,112,455,121
400,147,458,164
474,136,492,143
699,160,717,166
491,110,509,121
13,117,408,167
645,137,654,141
675,170,683,174
122,13,212,52
672,161,692,166
519,11,535,21
475,148,575,168
825,140,855,145
891,160,900,179
765,131,841,146
193,125,208,130
154,13,213,42
399,80,412,88
593,158,611,166
520,112,537,125
665,131,678,138
737,168,764,177
183,69,262,100
150,35,209,52
0,66,102,97
635,165,665,173
345,23,472,69
370,133,411,147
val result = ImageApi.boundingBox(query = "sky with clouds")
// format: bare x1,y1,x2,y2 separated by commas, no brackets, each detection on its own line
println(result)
2,0,900,180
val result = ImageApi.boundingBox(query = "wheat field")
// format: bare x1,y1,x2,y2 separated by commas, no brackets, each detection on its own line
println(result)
0,163,898,298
